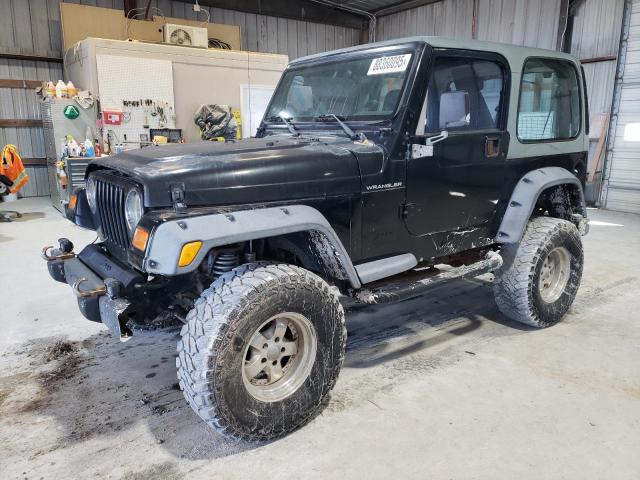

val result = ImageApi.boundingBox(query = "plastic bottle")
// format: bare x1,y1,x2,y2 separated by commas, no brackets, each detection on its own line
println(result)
66,81,77,98
84,138,95,157
94,139,102,157
67,136,79,157
55,80,66,98
46,81,56,98
60,138,68,158
82,127,93,157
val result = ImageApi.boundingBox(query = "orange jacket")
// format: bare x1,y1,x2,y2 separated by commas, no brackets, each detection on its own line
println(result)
1,144,29,193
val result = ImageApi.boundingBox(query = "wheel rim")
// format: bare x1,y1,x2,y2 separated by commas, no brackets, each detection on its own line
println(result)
242,312,317,403
538,246,571,303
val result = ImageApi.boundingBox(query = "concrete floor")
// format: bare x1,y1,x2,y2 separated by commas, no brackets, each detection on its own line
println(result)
1,197,639,480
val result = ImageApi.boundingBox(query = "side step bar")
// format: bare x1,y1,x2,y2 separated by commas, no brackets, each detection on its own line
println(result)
355,251,503,304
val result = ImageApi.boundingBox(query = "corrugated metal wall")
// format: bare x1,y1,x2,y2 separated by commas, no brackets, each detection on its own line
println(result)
374,0,624,115
570,0,625,116
377,0,562,50
476,0,562,49
0,0,64,197
377,0,474,40
0,0,361,197
375,1,615,114
602,0,640,213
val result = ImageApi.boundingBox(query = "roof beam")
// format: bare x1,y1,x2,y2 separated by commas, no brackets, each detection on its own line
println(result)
373,0,445,17
0,52,62,63
194,0,368,29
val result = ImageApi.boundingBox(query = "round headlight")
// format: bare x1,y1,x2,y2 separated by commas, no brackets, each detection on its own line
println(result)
86,176,97,212
124,189,143,233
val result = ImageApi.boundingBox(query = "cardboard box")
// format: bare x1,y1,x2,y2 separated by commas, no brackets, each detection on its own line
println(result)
60,3,241,52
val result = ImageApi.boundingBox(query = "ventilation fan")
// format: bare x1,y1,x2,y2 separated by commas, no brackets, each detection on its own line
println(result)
163,24,209,48
170,28,192,46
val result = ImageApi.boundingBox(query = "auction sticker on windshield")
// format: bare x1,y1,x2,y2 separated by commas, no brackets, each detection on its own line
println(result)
367,54,412,75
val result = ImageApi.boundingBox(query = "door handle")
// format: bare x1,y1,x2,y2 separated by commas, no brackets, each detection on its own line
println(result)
426,130,449,145
485,136,500,158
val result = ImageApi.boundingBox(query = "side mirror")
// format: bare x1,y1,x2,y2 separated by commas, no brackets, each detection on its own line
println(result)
439,91,470,129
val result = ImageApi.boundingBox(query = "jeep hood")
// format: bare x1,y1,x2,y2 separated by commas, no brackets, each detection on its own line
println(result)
90,136,370,207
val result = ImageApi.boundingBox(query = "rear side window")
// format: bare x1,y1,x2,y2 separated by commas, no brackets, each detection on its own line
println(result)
517,58,581,141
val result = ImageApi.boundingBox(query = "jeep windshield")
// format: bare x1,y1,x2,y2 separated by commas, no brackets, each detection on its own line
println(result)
264,50,415,124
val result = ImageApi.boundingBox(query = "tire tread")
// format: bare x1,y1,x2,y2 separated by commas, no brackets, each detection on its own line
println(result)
493,217,582,328
177,262,346,441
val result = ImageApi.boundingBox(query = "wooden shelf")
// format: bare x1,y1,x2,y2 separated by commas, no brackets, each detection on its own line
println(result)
0,119,43,128
22,158,47,166
0,79,43,89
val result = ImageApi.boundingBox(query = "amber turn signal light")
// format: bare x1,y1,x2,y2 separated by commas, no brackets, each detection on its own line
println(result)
178,241,202,267
68,193,77,210
132,226,150,251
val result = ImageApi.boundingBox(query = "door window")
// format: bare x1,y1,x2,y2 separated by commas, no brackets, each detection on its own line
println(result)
418,56,506,134
517,58,581,141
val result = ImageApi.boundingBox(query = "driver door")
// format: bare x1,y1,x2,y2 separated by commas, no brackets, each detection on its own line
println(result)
404,51,510,237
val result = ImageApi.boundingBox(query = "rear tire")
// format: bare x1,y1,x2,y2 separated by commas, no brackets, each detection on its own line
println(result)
177,263,346,441
493,217,583,328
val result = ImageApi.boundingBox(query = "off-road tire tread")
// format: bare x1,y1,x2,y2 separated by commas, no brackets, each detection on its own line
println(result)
176,262,346,441
493,217,582,328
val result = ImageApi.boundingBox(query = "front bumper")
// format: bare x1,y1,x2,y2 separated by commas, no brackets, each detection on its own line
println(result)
43,241,144,341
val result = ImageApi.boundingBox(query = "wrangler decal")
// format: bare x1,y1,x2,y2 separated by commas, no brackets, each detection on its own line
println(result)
365,182,403,191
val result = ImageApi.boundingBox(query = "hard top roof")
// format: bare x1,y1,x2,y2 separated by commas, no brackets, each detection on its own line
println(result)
290,36,580,71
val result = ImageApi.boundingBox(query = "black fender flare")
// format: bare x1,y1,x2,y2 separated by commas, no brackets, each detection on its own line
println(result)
496,167,586,244
143,204,362,288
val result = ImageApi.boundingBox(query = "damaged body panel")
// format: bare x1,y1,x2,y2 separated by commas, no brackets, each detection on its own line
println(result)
143,204,360,287
497,166,587,243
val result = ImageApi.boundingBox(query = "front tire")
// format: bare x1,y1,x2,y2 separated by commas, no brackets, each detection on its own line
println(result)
493,217,584,328
177,263,346,441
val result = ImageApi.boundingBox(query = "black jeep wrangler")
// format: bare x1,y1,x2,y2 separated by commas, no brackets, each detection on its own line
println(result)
44,37,589,440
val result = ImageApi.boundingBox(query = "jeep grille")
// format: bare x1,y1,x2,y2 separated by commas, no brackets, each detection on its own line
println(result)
94,175,131,252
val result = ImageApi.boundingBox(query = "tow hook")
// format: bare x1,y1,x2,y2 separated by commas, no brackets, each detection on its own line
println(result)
41,238,76,261
72,278,107,298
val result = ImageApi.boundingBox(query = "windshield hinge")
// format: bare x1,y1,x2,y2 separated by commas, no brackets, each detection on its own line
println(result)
170,184,187,214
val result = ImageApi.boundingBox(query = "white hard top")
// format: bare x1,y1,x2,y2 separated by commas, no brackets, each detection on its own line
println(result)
291,36,581,71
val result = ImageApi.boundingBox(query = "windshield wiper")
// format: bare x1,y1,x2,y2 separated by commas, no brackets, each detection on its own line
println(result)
314,114,365,141
266,115,299,136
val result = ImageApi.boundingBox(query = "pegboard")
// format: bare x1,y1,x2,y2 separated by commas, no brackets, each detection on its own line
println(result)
96,54,176,146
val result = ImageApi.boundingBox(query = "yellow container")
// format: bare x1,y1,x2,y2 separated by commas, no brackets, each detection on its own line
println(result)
232,109,242,139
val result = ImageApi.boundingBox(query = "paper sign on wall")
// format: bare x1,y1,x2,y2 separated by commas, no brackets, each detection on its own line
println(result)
367,54,412,75
241,85,276,138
